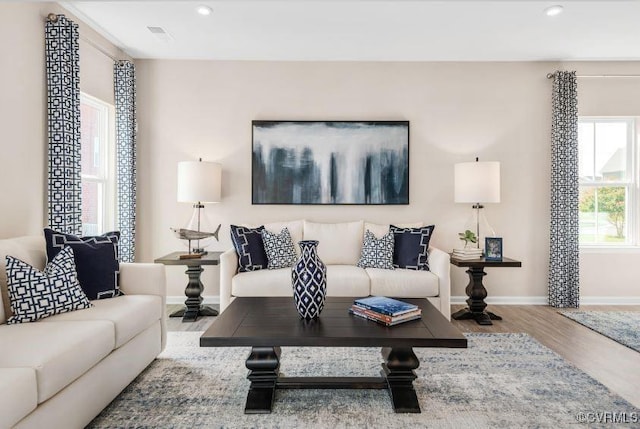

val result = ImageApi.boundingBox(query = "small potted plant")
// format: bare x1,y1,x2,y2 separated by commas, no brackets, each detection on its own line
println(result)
458,230,477,248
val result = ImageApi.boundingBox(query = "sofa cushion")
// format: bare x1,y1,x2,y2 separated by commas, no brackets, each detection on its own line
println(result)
0,320,114,403
325,265,370,297
262,228,297,269
0,367,37,429
42,295,162,348
0,236,46,324
232,268,293,297
303,220,364,265
232,265,370,297
366,267,439,297
264,220,304,257
6,247,92,324
390,225,435,270
230,225,268,272
44,229,121,300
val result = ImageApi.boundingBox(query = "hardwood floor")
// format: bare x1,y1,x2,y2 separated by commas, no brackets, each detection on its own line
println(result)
166,303,640,408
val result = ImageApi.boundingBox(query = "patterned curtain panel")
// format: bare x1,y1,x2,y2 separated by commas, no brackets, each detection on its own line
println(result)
45,15,82,235
114,61,137,262
549,71,580,308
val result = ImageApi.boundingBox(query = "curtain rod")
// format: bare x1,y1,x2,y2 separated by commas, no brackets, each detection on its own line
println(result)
47,12,122,63
546,73,640,79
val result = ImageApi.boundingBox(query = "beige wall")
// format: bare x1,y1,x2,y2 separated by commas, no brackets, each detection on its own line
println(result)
136,59,640,301
0,2,128,238
1,2,638,302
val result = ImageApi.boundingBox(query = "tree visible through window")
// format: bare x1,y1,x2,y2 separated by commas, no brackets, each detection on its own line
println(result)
80,93,115,236
578,118,635,246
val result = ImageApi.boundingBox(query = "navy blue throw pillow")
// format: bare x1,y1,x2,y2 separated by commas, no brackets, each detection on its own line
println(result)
230,225,268,273
390,225,435,271
44,229,121,300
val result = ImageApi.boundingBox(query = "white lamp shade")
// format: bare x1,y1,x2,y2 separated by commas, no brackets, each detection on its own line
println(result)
454,161,501,203
177,161,222,203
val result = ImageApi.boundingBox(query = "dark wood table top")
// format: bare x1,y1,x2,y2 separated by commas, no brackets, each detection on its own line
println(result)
154,251,222,266
200,297,467,349
449,255,522,268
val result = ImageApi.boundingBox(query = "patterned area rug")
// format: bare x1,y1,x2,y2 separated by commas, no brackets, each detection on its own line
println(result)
560,311,640,353
89,332,638,428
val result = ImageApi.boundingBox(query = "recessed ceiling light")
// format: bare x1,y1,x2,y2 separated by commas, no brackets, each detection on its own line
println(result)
196,5,213,16
544,5,564,17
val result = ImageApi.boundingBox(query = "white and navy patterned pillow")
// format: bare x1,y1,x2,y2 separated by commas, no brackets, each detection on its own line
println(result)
230,225,268,272
262,227,297,269
6,246,92,324
390,225,435,271
357,229,395,270
44,228,121,300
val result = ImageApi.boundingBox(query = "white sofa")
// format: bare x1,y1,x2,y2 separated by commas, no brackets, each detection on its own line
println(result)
0,235,167,429
220,220,451,319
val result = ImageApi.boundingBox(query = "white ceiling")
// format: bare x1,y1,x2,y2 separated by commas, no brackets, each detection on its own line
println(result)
60,1,640,61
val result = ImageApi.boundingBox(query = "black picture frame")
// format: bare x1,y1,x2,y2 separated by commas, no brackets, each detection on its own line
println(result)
251,120,409,205
485,237,503,261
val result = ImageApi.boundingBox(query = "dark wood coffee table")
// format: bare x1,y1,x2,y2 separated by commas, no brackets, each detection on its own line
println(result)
200,297,467,414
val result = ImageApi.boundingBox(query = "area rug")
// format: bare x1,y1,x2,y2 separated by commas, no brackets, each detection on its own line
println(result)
560,311,640,353
88,332,638,428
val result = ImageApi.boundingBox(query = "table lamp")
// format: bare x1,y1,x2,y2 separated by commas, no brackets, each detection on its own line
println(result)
176,159,222,256
454,158,501,249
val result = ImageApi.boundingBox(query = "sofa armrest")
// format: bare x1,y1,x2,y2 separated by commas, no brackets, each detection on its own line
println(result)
428,246,451,320
119,262,167,350
220,249,238,313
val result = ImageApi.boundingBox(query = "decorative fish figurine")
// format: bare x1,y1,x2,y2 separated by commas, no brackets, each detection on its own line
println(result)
170,224,221,241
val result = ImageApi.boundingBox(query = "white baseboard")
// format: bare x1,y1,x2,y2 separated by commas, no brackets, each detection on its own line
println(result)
451,296,548,305
451,295,640,305
167,296,220,305
579,296,640,305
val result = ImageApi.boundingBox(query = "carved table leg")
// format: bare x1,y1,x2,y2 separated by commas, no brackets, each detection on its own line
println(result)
245,347,281,414
451,266,501,325
169,265,219,322
381,347,421,413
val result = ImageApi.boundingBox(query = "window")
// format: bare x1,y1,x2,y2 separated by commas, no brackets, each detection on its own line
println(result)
578,118,637,246
80,93,115,236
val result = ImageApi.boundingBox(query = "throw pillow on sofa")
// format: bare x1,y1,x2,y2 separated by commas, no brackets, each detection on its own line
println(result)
230,225,268,272
261,227,297,269
390,225,435,271
6,246,92,324
44,229,121,300
357,229,395,270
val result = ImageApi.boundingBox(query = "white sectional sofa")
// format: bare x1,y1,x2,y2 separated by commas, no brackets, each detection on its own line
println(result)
220,220,451,319
0,236,167,429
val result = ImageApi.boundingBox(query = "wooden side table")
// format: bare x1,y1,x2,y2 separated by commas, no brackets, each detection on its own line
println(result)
449,255,522,326
154,251,223,322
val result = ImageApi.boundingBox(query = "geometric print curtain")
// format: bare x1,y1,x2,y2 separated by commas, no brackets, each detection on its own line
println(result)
45,15,82,236
114,60,137,262
548,70,580,308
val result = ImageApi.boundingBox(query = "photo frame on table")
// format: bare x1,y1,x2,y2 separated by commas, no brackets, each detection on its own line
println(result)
252,121,409,205
485,237,503,261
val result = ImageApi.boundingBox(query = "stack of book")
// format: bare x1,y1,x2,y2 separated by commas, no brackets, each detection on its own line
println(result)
349,296,422,326
452,248,483,260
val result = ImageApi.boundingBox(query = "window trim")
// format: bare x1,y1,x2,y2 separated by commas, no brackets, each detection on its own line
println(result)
579,116,638,249
80,93,116,235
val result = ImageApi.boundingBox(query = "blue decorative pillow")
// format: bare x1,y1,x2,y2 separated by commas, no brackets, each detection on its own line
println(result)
390,225,435,271
230,225,268,272
357,229,395,270
44,228,121,300
6,247,92,324
261,227,297,269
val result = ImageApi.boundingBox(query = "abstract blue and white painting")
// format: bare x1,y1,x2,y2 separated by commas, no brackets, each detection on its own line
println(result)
252,121,409,205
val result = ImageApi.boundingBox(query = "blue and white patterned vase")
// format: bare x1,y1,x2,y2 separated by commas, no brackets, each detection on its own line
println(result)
292,240,327,320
